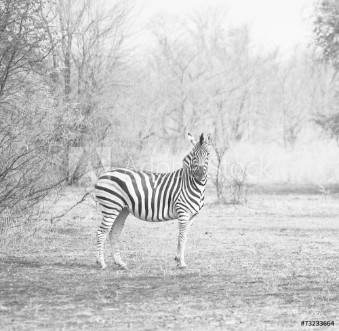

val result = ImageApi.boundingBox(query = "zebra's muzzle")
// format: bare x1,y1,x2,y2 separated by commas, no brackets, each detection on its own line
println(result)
195,167,205,181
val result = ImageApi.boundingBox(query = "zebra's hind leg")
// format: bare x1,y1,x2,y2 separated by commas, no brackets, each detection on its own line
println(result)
109,207,129,269
97,210,121,269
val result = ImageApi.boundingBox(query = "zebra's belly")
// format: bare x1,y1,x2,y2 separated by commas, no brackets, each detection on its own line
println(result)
128,206,178,222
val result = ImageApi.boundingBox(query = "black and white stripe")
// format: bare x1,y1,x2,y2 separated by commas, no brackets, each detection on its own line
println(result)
95,133,211,269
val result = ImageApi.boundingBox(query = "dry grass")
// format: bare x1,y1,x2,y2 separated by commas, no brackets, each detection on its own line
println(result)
0,187,338,330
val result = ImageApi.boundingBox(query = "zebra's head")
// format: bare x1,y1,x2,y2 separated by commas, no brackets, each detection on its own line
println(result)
186,132,211,182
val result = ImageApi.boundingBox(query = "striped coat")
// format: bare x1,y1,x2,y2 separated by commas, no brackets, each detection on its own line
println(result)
95,133,211,269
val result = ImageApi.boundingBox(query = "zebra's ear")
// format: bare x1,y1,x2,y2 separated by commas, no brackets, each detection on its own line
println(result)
187,132,196,146
207,133,212,145
199,133,204,145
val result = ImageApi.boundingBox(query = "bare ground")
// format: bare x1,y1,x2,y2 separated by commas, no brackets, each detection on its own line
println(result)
0,187,338,330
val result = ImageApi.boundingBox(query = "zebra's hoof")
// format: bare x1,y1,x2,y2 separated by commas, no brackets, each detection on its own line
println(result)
115,262,127,270
96,260,107,269
118,264,127,270
175,257,186,269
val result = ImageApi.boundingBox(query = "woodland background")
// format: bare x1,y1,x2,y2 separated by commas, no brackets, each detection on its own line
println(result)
2,0,339,222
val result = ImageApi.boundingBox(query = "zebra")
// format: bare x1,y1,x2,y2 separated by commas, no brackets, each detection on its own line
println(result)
94,132,211,269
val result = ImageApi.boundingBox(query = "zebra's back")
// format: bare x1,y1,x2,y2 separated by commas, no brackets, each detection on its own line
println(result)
95,168,183,222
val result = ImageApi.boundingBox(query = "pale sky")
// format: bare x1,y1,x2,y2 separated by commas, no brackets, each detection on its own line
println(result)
138,0,313,56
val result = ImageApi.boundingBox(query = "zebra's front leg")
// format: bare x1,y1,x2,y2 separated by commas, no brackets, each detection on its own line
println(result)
175,214,194,269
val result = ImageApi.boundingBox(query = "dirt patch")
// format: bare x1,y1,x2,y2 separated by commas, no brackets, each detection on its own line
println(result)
0,190,338,330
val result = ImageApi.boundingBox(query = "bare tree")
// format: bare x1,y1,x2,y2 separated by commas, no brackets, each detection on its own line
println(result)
149,15,208,150
209,111,230,203
0,0,72,225
40,0,134,183
275,57,309,149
